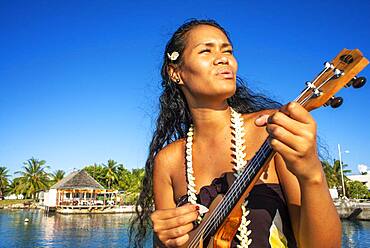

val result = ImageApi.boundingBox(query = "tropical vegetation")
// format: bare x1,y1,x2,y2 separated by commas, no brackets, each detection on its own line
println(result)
0,157,145,205
346,180,370,199
84,161,145,204
322,160,351,189
0,166,10,199
15,158,50,199
50,170,66,185
0,157,368,203
322,159,370,199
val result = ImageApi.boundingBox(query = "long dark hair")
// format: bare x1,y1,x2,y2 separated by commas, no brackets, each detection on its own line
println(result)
128,19,280,247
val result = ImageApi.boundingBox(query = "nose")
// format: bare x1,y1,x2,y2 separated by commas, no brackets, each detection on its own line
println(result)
214,54,229,65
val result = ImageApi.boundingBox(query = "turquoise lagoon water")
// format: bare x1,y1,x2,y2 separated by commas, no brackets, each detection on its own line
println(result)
0,209,369,247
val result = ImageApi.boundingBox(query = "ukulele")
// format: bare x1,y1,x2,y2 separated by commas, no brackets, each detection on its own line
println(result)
181,48,369,248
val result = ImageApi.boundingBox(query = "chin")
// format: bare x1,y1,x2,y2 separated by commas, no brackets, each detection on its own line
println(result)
219,82,236,98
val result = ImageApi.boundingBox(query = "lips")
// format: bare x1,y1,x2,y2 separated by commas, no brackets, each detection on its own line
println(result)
216,68,234,79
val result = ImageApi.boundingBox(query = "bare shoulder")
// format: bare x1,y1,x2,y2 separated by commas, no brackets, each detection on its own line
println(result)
153,139,186,209
154,139,185,168
153,139,185,179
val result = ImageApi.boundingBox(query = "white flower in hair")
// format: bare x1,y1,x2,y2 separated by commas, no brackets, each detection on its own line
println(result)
167,51,180,61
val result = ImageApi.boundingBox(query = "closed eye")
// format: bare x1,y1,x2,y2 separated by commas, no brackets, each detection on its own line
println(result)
224,49,233,54
199,49,211,54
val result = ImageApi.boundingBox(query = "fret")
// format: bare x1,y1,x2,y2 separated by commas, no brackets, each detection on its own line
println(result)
188,49,368,247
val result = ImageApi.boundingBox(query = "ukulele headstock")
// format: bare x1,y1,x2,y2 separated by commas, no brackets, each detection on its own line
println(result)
296,48,369,111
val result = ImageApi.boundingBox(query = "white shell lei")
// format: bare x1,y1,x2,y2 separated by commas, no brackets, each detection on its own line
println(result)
185,107,252,246
230,108,248,177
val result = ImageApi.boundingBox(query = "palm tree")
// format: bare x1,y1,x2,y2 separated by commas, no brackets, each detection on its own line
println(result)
129,168,145,193
50,170,65,185
16,158,50,199
84,163,106,187
322,159,351,196
333,159,351,182
104,159,121,189
8,178,23,196
0,166,10,199
322,161,337,188
117,164,132,191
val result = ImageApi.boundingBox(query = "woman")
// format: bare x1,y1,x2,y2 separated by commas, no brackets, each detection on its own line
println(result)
130,19,341,247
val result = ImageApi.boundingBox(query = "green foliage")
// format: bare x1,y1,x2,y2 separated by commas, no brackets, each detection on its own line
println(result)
104,159,121,189
322,160,351,190
0,199,31,206
121,192,140,205
84,162,145,203
8,177,23,196
5,158,145,204
322,159,370,199
49,170,65,186
0,166,10,198
15,158,50,199
84,163,107,187
346,180,370,199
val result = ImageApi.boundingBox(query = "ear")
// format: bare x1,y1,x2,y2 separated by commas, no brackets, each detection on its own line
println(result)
167,64,183,85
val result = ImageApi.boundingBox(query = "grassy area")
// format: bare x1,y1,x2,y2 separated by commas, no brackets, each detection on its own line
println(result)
0,199,32,206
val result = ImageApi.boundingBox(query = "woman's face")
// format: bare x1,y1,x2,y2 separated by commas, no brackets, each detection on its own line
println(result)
178,25,238,107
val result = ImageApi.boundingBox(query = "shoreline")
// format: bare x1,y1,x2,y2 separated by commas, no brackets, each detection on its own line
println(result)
2,199,370,221
335,199,370,221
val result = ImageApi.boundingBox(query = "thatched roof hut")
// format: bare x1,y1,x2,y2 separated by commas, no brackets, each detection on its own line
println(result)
51,169,104,190
48,170,112,208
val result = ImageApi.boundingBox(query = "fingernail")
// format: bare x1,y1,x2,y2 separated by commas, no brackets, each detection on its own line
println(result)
195,206,200,210
255,116,263,124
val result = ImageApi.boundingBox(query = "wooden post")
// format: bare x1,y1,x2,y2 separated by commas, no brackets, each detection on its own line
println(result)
56,191,59,207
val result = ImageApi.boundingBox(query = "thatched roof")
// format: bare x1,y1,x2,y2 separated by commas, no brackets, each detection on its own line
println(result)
51,170,105,190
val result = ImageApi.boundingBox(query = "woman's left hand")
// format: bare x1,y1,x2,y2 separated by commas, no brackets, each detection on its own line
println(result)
255,102,322,183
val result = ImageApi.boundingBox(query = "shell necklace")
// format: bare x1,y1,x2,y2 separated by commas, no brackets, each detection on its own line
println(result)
185,107,252,247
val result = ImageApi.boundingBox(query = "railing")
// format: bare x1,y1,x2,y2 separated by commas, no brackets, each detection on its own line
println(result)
58,199,116,207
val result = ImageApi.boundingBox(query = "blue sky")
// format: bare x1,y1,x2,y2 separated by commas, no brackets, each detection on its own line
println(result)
1,0,369,177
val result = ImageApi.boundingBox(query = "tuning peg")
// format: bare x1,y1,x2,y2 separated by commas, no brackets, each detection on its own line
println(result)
352,76,366,88
346,76,367,88
324,96,343,108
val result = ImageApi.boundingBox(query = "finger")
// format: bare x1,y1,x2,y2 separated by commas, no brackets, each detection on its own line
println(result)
280,102,315,125
267,111,307,136
153,209,199,232
151,204,197,221
266,123,305,151
255,114,269,126
165,234,190,248
268,137,300,163
159,222,194,240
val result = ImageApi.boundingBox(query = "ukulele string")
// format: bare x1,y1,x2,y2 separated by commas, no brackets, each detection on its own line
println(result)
191,141,272,246
294,63,333,103
193,90,313,244
191,100,318,247
299,72,338,106
298,56,348,106
191,64,340,246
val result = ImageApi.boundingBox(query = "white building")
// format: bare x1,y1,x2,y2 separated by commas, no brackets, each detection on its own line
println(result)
4,194,24,200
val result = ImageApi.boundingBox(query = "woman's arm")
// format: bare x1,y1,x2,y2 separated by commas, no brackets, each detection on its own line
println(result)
275,154,341,247
151,145,199,247
256,102,341,247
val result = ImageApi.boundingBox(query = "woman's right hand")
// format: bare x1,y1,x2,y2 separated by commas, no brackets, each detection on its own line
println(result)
151,204,199,247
